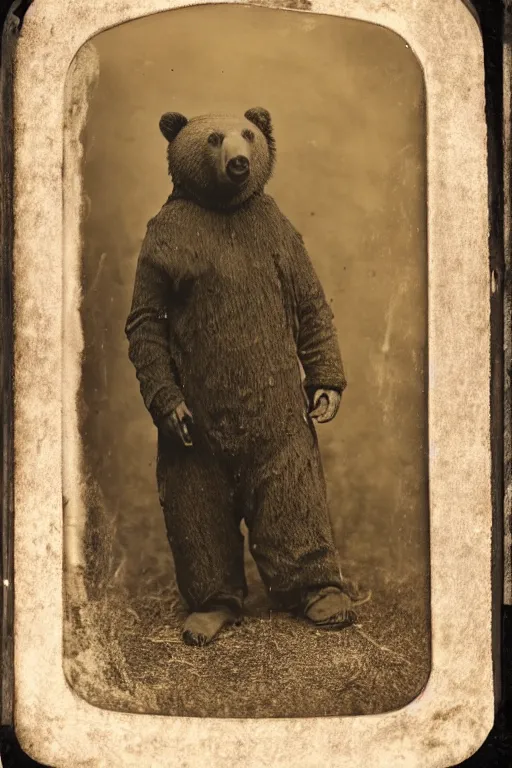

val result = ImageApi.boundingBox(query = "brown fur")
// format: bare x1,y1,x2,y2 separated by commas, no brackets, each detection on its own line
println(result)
159,108,276,210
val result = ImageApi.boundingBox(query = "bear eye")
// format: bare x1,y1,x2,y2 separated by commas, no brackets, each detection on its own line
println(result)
208,132,223,147
242,129,255,142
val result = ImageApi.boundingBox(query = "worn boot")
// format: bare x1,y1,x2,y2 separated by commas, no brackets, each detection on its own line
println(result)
301,583,371,630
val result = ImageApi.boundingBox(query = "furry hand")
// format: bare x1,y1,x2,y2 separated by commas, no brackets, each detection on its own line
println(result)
160,401,194,446
309,389,341,423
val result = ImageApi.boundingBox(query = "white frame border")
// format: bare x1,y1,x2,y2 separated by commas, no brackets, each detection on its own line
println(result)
13,1,492,767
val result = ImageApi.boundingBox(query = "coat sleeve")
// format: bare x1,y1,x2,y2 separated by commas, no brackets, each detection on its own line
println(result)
125,221,184,426
288,230,347,395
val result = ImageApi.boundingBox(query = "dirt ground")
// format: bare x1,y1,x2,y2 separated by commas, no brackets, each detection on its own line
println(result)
65,534,430,718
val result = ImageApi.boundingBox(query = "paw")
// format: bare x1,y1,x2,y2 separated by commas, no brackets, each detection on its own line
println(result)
309,389,341,423
182,628,210,647
160,401,194,446
182,607,240,647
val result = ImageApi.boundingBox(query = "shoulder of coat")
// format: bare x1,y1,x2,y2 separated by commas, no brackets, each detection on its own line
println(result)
258,193,281,215
260,194,304,242
257,194,290,229
146,198,194,237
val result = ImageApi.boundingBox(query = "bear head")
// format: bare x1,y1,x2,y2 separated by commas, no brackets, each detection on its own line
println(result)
158,107,276,210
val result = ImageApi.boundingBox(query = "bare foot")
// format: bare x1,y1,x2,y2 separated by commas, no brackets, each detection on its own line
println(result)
182,607,241,647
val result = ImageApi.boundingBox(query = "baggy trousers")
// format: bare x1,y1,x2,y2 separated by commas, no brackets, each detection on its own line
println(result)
156,410,343,615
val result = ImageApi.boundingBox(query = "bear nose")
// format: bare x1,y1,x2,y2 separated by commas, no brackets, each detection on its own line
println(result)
230,155,249,171
227,155,250,180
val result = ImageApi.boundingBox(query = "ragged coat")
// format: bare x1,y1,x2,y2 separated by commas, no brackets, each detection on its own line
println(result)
125,187,346,457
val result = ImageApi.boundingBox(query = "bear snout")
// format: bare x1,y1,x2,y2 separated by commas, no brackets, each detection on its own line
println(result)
226,155,250,183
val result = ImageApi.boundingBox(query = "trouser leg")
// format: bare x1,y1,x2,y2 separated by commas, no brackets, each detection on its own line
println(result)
243,418,343,611
156,435,247,614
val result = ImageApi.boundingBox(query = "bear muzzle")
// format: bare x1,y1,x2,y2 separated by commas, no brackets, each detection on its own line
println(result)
226,155,250,184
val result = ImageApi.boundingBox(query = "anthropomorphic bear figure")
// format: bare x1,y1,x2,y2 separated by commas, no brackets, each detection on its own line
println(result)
125,107,369,646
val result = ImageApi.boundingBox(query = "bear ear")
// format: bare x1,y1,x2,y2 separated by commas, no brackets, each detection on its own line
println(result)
159,112,188,142
244,107,272,139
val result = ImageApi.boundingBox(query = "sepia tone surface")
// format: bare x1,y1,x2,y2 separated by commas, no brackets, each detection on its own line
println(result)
12,0,492,766
64,5,430,718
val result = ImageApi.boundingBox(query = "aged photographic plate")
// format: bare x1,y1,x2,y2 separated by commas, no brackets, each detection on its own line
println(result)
9,0,493,766
64,6,430,718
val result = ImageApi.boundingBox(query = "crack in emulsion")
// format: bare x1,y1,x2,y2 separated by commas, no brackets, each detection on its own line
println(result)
353,625,414,666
